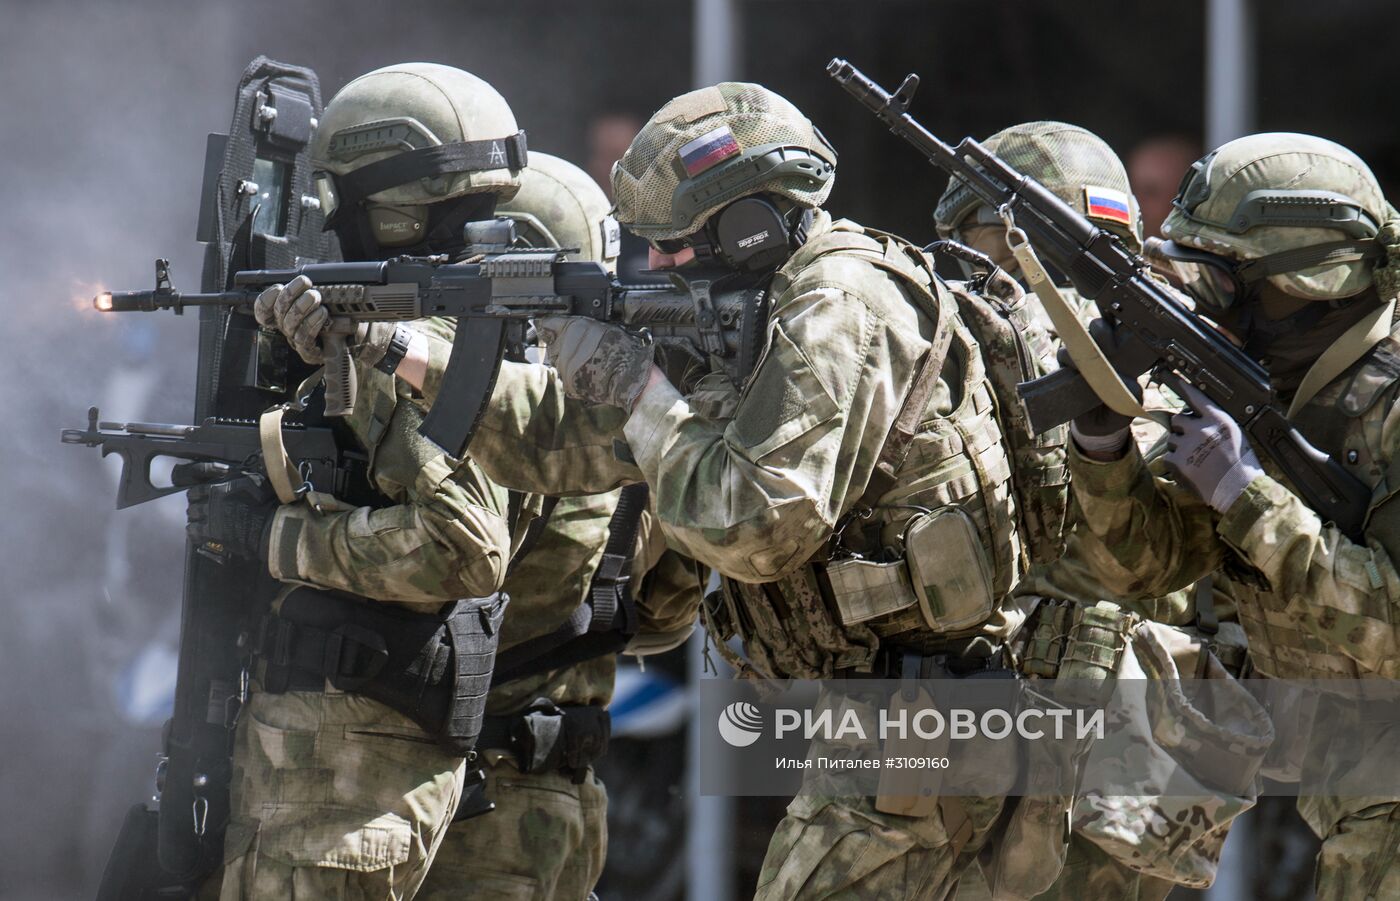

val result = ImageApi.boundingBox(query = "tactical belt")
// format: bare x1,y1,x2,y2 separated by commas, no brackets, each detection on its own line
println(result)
837,641,1013,681
453,702,612,822
254,586,508,756
491,483,649,685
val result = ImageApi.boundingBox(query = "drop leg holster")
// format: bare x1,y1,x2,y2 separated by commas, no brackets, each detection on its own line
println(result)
252,585,509,757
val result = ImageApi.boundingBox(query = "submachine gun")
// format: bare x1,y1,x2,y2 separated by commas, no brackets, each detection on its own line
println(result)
827,57,1371,540
92,240,770,459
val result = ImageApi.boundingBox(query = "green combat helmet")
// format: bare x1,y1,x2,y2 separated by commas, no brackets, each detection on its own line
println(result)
1159,132,1398,308
312,62,528,255
500,151,621,271
611,82,836,243
936,120,1143,255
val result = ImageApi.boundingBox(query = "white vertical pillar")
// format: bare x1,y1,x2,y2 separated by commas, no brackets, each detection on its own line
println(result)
1203,9,1257,897
693,0,741,86
690,4,739,898
1205,0,1255,148
686,624,735,901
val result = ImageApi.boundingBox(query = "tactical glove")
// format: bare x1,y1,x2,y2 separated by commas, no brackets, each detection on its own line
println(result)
535,316,654,411
1060,317,1138,456
186,476,278,561
253,276,396,368
1163,380,1264,514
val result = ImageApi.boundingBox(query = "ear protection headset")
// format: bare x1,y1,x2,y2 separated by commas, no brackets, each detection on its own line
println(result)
650,195,812,272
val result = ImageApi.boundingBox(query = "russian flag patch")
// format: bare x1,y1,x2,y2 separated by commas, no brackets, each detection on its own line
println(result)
679,125,742,177
1083,186,1133,226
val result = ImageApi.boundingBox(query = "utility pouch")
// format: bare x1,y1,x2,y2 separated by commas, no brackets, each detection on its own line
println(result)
259,586,509,756
1056,601,1134,708
1018,600,1073,679
824,508,995,636
905,507,995,632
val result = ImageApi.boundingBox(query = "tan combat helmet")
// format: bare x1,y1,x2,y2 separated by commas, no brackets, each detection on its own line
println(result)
611,82,836,242
1159,132,1396,308
935,120,1144,254
312,62,527,250
499,151,621,271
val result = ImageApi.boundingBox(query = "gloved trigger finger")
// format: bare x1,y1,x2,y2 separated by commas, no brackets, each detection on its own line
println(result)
254,285,282,327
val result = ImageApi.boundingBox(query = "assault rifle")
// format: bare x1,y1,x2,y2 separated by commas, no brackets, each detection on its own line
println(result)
95,249,770,458
828,58,1371,540
62,406,347,511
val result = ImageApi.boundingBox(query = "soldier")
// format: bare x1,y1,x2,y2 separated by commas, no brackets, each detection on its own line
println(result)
1064,133,1400,900
934,122,1219,901
197,63,699,899
397,83,1068,899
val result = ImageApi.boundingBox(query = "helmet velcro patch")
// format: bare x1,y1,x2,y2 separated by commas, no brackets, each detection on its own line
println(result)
656,85,729,124
1084,186,1133,226
679,125,742,177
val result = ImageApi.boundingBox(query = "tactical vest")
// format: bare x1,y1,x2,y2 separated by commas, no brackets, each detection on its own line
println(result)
944,272,1070,566
1226,327,1400,680
704,222,1031,679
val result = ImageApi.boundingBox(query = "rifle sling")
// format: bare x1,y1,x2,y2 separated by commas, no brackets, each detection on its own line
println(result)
853,242,954,511
491,483,649,685
258,369,326,504
1006,233,1167,429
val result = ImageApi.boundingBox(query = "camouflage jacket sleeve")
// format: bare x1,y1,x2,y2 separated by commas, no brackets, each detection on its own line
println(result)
266,385,514,606
1067,442,1228,599
1212,444,1400,674
408,317,641,496
622,275,928,583
630,505,705,653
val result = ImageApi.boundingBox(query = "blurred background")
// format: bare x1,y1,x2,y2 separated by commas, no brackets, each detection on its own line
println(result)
2,0,1394,898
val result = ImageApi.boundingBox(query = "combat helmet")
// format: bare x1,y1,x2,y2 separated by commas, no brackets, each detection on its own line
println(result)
611,83,836,247
499,151,621,271
935,121,1144,254
1157,132,1395,309
312,62,528,255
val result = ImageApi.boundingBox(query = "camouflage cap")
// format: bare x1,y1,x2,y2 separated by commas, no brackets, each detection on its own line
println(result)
499,151,621,271
611,83,836,241
313,62,524,209
1163,133,1392,300
935,121,1143,254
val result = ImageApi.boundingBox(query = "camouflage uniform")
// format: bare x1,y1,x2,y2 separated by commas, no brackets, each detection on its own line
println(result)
424,83,1068,900
1068,133,1400,899
219,365,513,900
234,61,704,898
214,61,536,899
935,122,1194,901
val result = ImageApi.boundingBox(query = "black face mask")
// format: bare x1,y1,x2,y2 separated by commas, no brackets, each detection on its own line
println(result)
333,193,499,262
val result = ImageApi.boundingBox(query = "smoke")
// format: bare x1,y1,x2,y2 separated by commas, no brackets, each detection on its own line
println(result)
0,2,689,897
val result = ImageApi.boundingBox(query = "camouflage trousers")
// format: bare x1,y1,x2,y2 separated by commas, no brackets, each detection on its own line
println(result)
951,835,1174,901
754,794,1006,900
1314,803,1400,901
214,686,464,900
417,753,607,900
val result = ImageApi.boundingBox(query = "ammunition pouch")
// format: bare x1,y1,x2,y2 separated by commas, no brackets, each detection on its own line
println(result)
255,586,508,757
476,701,612,783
